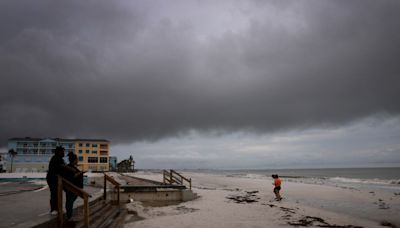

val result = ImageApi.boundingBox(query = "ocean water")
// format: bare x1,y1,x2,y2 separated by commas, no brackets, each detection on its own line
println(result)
200,167,400,192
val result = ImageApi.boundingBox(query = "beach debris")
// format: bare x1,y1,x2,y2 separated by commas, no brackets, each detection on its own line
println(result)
378,202,390,210
226,190,260,203
282,214,292,220
288,216,329,226
288,216,363,227
280,207,296,214
374,199,390,209
175,206,199,214
394,192,400,196
261,203,277,208
380,220,396,227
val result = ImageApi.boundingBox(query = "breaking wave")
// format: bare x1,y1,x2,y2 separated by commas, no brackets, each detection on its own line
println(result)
329,177,400,185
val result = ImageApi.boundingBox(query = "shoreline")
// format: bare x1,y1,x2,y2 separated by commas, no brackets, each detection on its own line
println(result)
125,171,400,228
1,171,399,227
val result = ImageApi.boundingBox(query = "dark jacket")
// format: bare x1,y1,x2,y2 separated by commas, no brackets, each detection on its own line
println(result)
65,164,84,189
46,155,66,184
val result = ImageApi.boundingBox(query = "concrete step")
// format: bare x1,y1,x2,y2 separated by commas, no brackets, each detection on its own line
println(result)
74,201,112,228
96,207,123,228
108,209,127,228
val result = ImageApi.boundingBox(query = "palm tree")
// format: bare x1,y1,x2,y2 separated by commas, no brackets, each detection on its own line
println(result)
8,149,17,173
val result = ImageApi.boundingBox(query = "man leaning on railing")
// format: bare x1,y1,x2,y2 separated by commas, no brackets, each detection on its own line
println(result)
46,146,76,215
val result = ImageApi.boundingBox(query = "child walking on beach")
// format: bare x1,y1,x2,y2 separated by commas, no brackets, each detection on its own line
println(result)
272,174,282,201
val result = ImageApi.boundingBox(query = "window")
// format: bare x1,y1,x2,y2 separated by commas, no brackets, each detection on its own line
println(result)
100,144,108,149
92,144,98,147
79,150,83,154
88,157,98,163
79,156,83,162
100,157,108,163
92,151,97,154
86,143,90,147
100,151,108,156
79,143,83,147
86,150,90,154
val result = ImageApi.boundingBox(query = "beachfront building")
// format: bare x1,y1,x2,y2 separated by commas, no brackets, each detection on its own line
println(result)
109,156,117,171
7,137,110,172
117,156,135,172
0,151,7,172
75,139,110,172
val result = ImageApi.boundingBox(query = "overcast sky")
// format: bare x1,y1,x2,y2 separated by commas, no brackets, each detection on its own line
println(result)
1,0,399,169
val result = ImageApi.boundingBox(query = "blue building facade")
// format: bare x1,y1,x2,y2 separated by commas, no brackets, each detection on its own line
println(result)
7,137,75,172
109,156,117,171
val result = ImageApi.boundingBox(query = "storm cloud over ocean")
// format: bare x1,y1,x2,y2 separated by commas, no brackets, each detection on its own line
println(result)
1,0,399,168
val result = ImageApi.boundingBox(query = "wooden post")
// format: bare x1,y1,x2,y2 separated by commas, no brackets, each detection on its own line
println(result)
117,185,120,205
189,178,192,190
104,174,107,200
57,176,63,227
163,170,165,183
84,196,89,228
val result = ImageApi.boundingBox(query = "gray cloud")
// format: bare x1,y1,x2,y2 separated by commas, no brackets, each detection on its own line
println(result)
1,0,400,146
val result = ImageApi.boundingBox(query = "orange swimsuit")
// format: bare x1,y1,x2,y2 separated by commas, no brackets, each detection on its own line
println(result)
274,178,281,187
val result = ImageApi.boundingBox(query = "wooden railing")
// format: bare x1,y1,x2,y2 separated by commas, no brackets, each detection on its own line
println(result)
57,175,91,228
163,169,192,189
104,173,121,205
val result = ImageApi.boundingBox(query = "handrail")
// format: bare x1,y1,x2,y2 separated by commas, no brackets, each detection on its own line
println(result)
171,170,191,183
57,175,91,228
163,169,192,189
104,173,121,205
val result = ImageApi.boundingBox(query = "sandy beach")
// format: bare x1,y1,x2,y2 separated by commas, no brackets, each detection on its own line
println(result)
124,171,400,228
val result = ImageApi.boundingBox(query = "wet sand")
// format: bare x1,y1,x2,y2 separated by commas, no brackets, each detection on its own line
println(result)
124,171,400,228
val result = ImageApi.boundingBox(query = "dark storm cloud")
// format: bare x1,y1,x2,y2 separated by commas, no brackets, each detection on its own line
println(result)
0,0,399,146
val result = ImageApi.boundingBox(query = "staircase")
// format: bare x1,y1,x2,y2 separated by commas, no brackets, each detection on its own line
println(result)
163,169,192,189
64,199,126,228
51,173,126,228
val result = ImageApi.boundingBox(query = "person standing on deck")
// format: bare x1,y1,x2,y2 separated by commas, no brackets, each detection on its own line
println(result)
46,146,70,215
65,152,84,220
